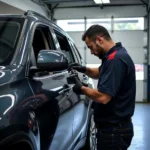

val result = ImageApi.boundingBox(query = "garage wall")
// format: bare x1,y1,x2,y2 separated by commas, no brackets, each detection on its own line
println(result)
114,31,145,102
113,31,145,64
0,1,24,14
0,0,49,17
54,5,146,19
55,5,147,102
113,30,146,102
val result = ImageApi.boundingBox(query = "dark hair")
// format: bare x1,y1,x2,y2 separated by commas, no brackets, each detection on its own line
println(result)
82,24,111,41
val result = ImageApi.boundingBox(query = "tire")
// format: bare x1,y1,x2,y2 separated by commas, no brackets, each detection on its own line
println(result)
1,132,35,150
1,111,39,150
81,110,97,150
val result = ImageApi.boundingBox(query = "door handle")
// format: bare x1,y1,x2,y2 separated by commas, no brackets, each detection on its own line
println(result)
82,74,89,87
58,84,71,94
52,74,65,80
35,71,49,77
83,74,88,79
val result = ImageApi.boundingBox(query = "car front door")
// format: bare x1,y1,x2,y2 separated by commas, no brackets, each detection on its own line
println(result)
27,23,74,150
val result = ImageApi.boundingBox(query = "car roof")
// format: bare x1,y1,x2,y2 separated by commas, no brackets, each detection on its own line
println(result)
0,14,23,18
0,11,75,42
24,10,75,42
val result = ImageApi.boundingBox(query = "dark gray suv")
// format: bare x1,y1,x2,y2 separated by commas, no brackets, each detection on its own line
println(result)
0,10,96,150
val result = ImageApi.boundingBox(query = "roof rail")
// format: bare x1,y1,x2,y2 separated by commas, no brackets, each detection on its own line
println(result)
24,10,64,34
24,10,51,21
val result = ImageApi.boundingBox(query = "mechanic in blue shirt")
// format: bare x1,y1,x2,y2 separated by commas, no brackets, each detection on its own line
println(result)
71,25,136,150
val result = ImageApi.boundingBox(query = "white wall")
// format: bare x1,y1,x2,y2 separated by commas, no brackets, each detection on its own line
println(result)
0,0,49,17
113,31,145,64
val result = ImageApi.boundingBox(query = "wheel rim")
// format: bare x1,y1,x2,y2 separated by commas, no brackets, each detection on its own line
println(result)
89,114,97,150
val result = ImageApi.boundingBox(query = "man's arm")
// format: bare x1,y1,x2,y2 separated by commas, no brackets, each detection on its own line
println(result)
85,67,100,79
81,86,112,104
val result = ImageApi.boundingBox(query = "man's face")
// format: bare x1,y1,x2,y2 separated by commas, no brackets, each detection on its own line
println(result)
85,36,106,59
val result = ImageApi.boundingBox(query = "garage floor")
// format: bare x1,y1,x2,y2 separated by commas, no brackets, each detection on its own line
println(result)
128,103,150,150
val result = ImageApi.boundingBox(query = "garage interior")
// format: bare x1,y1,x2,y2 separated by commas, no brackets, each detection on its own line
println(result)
0,0,150,149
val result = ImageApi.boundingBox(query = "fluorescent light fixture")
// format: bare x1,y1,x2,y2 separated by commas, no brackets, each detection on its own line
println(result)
94,0,110,4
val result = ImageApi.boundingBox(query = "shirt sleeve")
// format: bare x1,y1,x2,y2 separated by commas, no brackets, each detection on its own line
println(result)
97,58,126,97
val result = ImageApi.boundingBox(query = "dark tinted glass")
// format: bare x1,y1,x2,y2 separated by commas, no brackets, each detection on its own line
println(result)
0,17,24,65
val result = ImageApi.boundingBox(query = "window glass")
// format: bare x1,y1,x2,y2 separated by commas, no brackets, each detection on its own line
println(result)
135,64,144,80
57,19,111,31
114,18,144,30
54,30,75,63
0,18,24,65
73,44,82,60
57,19,84,32
87,19,111,30
69,41,82,64
68,41,79,63
57,17,144,31
31,25,55,66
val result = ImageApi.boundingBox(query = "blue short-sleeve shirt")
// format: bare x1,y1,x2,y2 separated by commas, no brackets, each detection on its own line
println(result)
94,42,136,124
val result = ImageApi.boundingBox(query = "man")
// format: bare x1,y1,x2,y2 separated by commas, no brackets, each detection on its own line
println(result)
71,25,136,150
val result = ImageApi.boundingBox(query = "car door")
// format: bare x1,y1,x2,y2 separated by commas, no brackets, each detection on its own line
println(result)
27,23,74,150
68,40,94,148
45,28,80,150
52,29,91,149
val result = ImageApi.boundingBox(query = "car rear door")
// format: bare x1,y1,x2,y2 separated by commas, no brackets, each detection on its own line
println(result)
68,40,93,148
51,29,91,149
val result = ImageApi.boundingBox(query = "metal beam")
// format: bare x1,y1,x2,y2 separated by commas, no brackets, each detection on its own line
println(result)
54,3,145,9
42,0,91,3
140,0,148,6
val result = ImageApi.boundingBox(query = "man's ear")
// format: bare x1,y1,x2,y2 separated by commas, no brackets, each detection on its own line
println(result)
95,36,102,45
95,39,100,45
97,35,104,41
96,35,101,40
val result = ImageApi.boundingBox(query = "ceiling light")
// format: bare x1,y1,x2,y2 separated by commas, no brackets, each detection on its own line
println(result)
94,0,110,4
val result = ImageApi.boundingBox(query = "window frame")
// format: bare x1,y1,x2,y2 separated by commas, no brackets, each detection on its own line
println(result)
27,22,58,77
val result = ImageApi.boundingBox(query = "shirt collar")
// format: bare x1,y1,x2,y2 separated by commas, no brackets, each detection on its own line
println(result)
103,42,122,60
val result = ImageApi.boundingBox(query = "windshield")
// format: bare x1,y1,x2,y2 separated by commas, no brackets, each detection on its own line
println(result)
0,17,24,65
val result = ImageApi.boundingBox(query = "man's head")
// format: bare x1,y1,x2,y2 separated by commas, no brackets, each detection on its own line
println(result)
82,25,114,59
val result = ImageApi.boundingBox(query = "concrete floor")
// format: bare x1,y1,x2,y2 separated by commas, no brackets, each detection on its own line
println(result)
128,103,150,150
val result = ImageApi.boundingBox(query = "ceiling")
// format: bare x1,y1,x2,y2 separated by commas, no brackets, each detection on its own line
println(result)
42,0,149,9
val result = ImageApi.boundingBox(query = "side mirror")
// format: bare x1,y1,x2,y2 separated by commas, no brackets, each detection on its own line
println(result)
37,50,69,72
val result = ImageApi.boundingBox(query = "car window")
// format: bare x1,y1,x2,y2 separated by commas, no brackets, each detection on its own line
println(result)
69,40,81,64
72,43,85,65
53,30,75,63
0,18,24,65
31,25,55,67
72,43,82,62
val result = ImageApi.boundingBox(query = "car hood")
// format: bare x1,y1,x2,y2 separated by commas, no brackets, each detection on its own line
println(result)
0,65,15,85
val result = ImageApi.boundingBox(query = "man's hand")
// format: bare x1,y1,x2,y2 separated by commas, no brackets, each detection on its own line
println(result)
73,76,83,94
69,63,86,73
